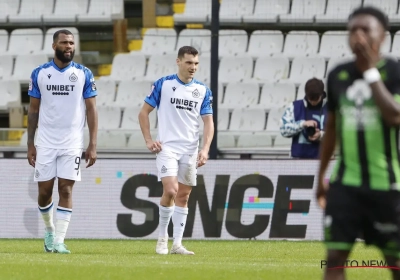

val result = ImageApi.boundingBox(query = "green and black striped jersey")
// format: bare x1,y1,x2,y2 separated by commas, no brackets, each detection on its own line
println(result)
327,58,400,191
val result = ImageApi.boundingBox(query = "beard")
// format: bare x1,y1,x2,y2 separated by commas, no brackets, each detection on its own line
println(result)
55,48,75,63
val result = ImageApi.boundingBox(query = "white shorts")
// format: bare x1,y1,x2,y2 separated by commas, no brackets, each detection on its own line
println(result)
34,147,83,182
156,150,198,186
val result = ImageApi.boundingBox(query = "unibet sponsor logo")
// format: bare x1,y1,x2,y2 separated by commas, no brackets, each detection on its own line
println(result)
47,84,75,96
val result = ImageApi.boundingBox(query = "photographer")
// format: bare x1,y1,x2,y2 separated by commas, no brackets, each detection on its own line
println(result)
279,78,328,159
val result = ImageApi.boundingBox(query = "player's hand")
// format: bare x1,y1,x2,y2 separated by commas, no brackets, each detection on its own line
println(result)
197,149,209,168
85,144,97,168
303,120,317,128
308,129,321,141
27,144,36,167
316,178,329,210
353,31,380,72
146,140,162,154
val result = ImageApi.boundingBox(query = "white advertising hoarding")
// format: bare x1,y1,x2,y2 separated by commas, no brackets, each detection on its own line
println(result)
0,159,335,240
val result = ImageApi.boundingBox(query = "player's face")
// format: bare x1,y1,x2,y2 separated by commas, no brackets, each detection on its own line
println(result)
348,15,385,55
177,54,199,80
308,96,322,106
53,34,75,63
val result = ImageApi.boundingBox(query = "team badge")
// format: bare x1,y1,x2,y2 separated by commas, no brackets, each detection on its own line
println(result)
192,89,200,98
28,78,32,91
91,82,97,91
69,72,78,82
35,170,40,178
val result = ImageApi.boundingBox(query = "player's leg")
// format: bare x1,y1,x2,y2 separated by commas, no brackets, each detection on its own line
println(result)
170,153,197,255
156,150,179,254
34,147,57,252
364,190,400,280
53,149,82,254
323,185,360,280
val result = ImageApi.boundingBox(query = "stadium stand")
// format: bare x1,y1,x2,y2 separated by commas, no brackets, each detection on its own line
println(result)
6,0,400,159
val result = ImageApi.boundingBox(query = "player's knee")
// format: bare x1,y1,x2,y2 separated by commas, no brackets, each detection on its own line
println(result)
38,187,53,200
163,188,178,199
58,186,73,199
176,190,191,204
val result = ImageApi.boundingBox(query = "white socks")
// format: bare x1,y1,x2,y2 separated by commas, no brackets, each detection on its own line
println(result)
38,201,55,233
54,206,72,244
159,205,174,237
172,206,188,246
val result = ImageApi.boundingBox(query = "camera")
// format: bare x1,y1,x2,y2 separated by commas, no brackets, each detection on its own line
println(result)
306,126,316,136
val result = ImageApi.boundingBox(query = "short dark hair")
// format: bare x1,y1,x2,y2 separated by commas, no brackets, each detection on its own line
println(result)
349,6,389,31
305,78,324,101
53,29,74,43
177,46,199,58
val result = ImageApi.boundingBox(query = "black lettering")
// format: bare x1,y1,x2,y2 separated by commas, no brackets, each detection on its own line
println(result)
321,260,327,269
65,85,70,91
171,98,176,104
185,175,229,237
189,101,193,107
177,99,181,105
116,174,163,237
184,100,189,106
70,85,75,91
194,101,198,108
52,85,58,91
370,260,377,266
60,85,65,91
269,175,314,238
46,85,51,91
225,174,273,238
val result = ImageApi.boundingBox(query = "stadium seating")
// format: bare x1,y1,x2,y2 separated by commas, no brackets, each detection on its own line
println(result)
219,0,255,24
218,56,253,84
78,0,124,23
0,80,21,110
258,83,296,111
7,29,44,56
279,0,326,23
95,80,117,106
247,30,284,59
13,55,48,83
229,108,266,132
242,0,290,23
237,134,273,148
173,0,211,24
97,106,121,129
175,29,211,55
220,82,259,109
132,28,177,57
43,0,89,23
114,81,152,108
0,0,19,23
250,57,289,83
100,53,147,82
281,31,320,59
121,107,157,130
9,0,54,23
219,30,248,57
315,0,362,23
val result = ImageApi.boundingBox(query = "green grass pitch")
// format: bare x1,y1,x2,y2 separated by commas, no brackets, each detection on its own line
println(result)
0,239,392,280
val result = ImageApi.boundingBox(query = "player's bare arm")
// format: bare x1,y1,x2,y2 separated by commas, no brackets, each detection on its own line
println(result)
138,103,162,153
85,97,97,168
316,111,336,210
198,115,214,167
350,19,400,126
27,97,40,167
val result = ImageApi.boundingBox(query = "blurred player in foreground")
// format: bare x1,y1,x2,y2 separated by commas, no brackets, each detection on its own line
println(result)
138,46,214,255
27,29,98,254
317,7,400,280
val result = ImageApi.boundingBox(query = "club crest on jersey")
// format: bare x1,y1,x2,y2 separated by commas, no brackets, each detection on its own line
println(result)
192,89,200,98
69,72,78,82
